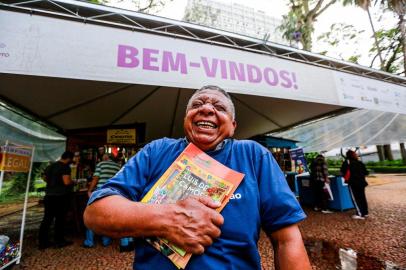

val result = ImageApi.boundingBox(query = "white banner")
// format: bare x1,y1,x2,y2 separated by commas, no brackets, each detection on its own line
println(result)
1,10,405,113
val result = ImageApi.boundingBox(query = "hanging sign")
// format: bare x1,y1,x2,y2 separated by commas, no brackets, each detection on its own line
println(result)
289,148,308,174
0,144,33,172
107,129,136,144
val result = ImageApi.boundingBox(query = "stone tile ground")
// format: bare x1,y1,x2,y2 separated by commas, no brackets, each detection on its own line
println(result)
1,174,405,269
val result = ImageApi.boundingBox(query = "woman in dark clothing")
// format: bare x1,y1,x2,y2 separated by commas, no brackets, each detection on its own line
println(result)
340,150,369,219
310,155,332,213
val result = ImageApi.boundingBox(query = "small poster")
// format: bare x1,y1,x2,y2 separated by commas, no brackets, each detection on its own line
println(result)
107,129,136,144
0,144,32,173
289,148,308,174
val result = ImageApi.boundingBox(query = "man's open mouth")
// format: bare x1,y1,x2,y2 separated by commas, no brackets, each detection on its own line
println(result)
195,121,218,129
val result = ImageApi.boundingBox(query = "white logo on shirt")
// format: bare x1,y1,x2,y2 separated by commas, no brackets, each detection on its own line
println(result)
230,193,242,200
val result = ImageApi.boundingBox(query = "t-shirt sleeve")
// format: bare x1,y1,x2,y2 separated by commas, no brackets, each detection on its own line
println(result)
88,143,153,205
93,163,101,178
62,164,71,176
258,152,306,233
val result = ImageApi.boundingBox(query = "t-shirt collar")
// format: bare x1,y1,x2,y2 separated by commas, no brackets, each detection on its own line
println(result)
183,137,229,151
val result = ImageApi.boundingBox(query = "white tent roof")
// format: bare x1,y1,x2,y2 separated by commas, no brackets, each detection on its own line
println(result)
0,101,66,162
271,109,406,152
0,0,405,143
0,74,342,141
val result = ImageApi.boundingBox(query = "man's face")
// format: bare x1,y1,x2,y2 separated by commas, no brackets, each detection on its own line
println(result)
184,90,236,151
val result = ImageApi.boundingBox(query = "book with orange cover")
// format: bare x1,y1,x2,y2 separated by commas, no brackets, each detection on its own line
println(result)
141,143,245,269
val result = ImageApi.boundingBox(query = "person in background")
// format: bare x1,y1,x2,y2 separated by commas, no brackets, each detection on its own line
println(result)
39,151,74,249
83,154,132,251
96,146,106,164
70,151,83,180
310,155,333,214
340,150,369,220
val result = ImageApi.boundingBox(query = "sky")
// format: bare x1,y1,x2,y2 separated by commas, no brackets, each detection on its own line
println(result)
107,0,398,68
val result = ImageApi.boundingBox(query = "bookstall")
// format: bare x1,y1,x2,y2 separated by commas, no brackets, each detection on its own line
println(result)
1,0,404,149
0,142,34,269
0,1,404,241
0,104,66,268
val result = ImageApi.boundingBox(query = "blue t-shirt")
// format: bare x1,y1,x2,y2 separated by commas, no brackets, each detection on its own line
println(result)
89,138,306,270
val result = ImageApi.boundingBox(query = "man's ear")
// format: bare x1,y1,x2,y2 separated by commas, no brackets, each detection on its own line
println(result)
229,120,237,137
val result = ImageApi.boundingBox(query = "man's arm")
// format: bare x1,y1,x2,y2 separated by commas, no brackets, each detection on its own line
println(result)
62,175,74,186
84,195,224,255
87,176,99,197
268,224,311,270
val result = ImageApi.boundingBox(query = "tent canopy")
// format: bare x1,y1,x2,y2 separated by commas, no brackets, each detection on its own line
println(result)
271,109,406,152
0,101,66,162
0,0,405,145
0,74,342,142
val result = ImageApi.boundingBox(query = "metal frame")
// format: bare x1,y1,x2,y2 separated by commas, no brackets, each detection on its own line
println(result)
1,0,405,86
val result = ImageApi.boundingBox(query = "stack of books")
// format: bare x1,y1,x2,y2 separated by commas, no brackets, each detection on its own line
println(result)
141,143,244,269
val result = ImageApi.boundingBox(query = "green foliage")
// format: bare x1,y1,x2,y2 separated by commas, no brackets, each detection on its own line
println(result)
316,22,365,62
326,158,344,167
367,166,406,173
4,173,33,196
369,26,404,74
304,152,319,166
328,168,341,175
365,159,405,166
3,163,47,196
183,1,220,26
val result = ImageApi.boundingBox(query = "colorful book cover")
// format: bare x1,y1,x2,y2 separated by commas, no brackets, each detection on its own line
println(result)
141,143,245,269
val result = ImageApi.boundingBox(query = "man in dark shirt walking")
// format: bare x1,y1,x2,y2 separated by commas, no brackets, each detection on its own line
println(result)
39,151,74,249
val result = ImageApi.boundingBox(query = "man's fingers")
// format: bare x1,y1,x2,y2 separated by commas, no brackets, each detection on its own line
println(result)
210,212,224,227
195,196,221,209
199,235,213,247
205,224,222,239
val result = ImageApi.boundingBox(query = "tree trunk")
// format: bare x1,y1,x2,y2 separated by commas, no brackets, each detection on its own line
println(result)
366,6,384,69
400,143,406,165
302,18,313,51
399,13,406,75
376,145,385,161
383,144,394,161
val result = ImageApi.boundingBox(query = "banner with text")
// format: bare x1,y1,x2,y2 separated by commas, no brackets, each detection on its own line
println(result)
0,144,33,173
0,11,405,113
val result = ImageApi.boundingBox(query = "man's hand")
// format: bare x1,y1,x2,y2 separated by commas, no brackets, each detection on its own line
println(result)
162,196,224,255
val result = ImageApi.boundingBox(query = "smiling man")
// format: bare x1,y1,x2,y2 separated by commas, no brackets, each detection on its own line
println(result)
84,85,311,270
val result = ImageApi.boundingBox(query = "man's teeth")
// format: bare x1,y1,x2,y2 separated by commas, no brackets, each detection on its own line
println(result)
196,121,217,128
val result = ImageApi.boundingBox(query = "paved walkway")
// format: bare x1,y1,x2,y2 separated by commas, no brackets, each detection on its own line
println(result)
300,174,406,269
1,174,405,269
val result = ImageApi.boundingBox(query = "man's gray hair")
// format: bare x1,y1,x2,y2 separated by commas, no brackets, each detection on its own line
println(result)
186,85,236,120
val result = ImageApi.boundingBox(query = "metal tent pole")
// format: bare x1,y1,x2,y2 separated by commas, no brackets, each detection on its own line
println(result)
0,140,9,194
16,145,35,265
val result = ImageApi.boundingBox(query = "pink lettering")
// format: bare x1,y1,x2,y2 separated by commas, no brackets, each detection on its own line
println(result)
247,64,262,83
117,45,139,68
201,57,218,77
143,48,160,71
162,51,187,74
264,68,278,86
229,62,246,81
220,60,228,79
280,70,293,88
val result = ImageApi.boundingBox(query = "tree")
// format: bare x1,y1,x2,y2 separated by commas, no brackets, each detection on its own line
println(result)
89,0,172,13
279,0,338,51
183,0,220,26
317,22,365,63
378,0,406,73
370,27,403,74
341,0,387,68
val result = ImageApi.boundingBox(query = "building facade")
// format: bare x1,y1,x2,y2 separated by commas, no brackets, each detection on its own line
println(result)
183,0,288,45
